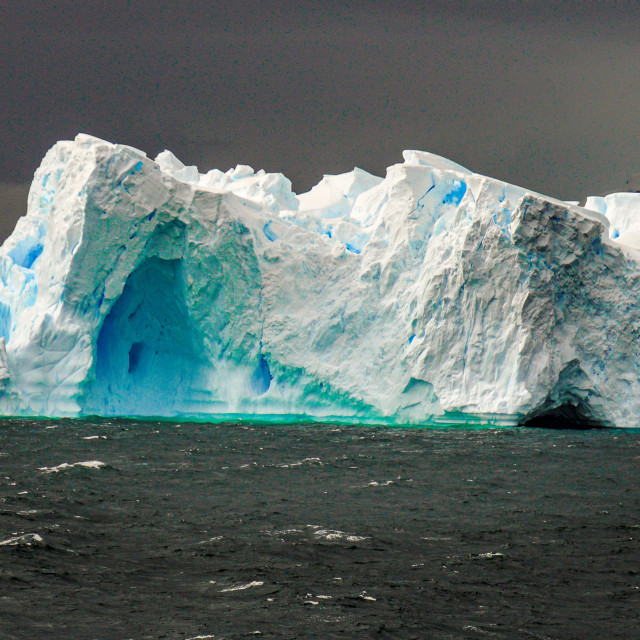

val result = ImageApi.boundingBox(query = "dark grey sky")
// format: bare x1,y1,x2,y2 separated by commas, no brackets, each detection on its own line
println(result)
2,1,640,240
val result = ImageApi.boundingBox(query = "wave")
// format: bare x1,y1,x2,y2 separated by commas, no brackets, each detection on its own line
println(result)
38,460,107,473
218,581,264,593
0,533,44,546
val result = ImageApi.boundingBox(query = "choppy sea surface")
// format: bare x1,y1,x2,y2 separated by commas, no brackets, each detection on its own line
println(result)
1,419,639,639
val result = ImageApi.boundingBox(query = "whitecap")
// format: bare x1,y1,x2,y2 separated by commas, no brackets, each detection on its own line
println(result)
0,533,44,546
308,526,369,542
219,580,264,593
477,551,504,559
264,527,304,538
278,457,322,469
367,480,394,487
39,460,107,473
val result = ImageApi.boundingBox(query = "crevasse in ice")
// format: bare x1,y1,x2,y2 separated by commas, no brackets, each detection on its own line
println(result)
2,133,640,426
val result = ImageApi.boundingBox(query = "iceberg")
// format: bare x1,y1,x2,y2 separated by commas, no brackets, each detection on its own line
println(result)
2,134,640,427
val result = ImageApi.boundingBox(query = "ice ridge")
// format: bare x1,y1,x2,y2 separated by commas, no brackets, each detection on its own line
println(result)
2,133,640,427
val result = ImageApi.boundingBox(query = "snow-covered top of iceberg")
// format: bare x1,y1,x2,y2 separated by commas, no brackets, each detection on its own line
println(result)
584,192,640,248
1,132,640,427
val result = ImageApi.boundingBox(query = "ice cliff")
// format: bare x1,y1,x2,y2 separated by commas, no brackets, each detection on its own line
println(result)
2,133,640,426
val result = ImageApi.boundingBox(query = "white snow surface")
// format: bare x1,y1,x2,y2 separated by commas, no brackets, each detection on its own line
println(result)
2,133,640,426
584,192,640,248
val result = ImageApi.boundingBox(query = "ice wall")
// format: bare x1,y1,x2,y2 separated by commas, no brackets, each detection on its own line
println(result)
2,134,640,426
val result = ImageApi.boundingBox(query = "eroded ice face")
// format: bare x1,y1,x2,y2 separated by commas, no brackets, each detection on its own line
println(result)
0,133,638,426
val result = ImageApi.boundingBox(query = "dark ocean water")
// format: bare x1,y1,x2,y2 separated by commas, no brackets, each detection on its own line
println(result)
0,419,639,640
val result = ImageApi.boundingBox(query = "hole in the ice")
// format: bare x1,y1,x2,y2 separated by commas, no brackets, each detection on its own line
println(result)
345,242,361,254
9,241,43,269
250,355,272,396
88,257,207,415
128,342,143,373
0,301,11,341
263,221,277,242
521,402,604,429
441,179,467,206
